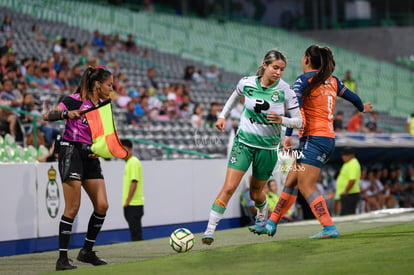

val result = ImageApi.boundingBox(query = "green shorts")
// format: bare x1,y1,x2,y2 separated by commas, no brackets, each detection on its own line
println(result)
227,137,278,181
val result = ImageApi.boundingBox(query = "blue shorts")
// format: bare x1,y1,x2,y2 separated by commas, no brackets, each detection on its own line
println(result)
296,136,335,168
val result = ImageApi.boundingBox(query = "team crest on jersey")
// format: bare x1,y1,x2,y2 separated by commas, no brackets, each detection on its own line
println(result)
230,154,237,164
271,92,279,102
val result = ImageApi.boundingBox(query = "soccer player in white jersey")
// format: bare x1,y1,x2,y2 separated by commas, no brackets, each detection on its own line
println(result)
202,49,303,245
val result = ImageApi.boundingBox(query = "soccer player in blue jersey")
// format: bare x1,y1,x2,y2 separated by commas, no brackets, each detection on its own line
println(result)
265,45,372,239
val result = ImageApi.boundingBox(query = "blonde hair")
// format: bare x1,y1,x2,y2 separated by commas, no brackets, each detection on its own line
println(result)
256,49,287,76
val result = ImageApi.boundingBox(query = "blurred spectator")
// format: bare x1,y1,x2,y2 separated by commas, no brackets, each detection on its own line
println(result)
114,72,126,91
37,140,58,162
31,56,40,67
21,91,59,146
147,93,162,120
191,103,204,128
192,68,206,87
406,113,414,135
165,97,179,120
97,48,107,67
342,70,358,94
6,51,17,66
205,102,222,128
183,65,195,81
125,100,141,126
382,166,401,208
68,64,82,91
19,57,31,76
78,47,90,66
19,93,43,136
347,111,368,132
31,24,49,43
125,34,138,53
59,55,71,72
205,65,220,82
140,95,151,118
365,111,379,133
361,169,384,211
0,38,13,56
16,80,29,96
45,57,57,79
143,67,158,93
181,93,195,115
112,34,124,51
52,36,63,54
51,52,61,72
25,64,41,89
67,38,80,55
179,103,190,119
333,111,344,132
53,69,70,92
107,58,119,73
1,15,13,34
0,78,21,137
91,30,104,48
115,86,131,108
4,65,18,87
173,83,184,103
129,91,146,118
36,66,55,90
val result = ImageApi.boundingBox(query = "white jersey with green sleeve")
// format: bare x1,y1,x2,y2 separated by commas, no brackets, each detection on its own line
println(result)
230,76,299,150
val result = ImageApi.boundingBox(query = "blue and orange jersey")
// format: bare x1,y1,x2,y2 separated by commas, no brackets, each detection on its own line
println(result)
292,70,363,138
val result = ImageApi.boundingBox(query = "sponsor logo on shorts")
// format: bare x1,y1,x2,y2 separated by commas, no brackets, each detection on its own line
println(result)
69,172,81,180
230,154,237,164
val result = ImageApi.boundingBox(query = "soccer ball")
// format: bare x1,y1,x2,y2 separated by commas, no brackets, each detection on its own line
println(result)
169,228,194,253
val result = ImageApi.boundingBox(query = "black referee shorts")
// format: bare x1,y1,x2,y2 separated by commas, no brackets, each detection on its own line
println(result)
58,142,103,182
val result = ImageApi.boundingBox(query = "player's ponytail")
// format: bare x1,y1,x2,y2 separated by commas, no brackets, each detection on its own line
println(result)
79,67,94,100
256,49,287,76
78,66,112,100
303,45,335,98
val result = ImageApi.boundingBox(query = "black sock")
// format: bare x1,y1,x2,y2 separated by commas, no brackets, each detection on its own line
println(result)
83,212,106,251
59,215,74,259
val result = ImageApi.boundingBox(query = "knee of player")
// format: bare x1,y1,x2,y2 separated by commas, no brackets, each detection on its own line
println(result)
95,202,109,214
249,191,263,202
64,204,81,218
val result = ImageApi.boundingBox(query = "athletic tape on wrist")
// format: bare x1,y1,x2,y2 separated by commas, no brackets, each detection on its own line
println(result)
48,110,63,121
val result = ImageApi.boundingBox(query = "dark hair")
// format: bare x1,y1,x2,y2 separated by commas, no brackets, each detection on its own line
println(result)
302,45,335,98
78,67,112,100
193,103,201,115
342,146,355,156
256,49,287,76
266,179,276,188
121,139,133,149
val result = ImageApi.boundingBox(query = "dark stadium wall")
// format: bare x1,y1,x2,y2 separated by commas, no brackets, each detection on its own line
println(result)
299,26,414,64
